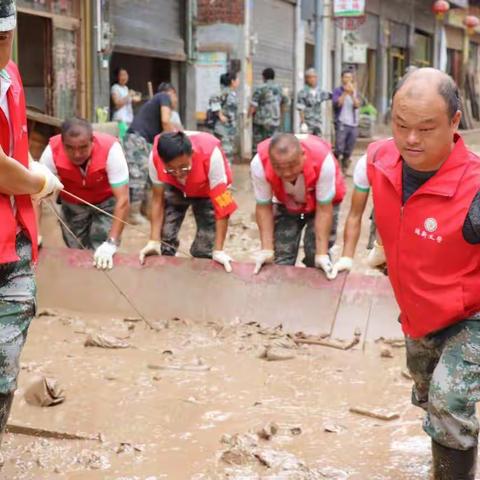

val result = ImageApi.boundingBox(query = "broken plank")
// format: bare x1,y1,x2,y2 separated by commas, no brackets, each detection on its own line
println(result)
7,423,99,441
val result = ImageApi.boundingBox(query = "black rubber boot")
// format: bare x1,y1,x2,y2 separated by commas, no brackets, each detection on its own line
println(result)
432,439,477,480
0,392,14,468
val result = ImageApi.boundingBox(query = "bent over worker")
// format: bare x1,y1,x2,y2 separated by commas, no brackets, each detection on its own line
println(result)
251,133,346,277
139,131,237,272
0,0,63,463
335,68,480,479
39,118,129,270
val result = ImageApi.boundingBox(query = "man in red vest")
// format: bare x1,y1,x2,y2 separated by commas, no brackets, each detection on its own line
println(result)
139,131,237,272
39,117,130,270
0,1,63,462
250,133,346,277
335,68,480,479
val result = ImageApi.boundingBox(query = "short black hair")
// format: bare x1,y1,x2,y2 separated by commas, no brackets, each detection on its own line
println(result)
61,117,93,140
157,82,176,94
220,71,237,88
262,68,275,81
393,69,460,120
157,132,192,164
341,69,353,78
114,67,127,80
269,133,301,158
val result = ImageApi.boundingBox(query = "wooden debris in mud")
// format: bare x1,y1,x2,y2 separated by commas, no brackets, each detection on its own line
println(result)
375,337,405,348
401,369,413,380
294,328,361,351
258,347,295,362
380,347,394,358
7,423,100,441
147,363,211,372
84,332,130,349
349,407,400,421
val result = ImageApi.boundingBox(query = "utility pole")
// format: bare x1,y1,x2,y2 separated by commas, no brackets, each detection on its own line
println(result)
314,0,324,80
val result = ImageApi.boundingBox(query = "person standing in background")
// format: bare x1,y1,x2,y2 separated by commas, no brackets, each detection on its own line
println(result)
333,70,361,174
110,67,141,126
297,68,331,136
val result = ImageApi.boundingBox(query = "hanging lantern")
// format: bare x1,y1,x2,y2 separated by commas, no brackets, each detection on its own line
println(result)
432,0,450,20
464,15,480,35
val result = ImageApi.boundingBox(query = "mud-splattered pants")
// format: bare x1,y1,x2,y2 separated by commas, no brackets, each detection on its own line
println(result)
406,317,480,450
123,132,152,204
161,185,215,259
59,197,114,250
273,203,340,267
0,233,36,394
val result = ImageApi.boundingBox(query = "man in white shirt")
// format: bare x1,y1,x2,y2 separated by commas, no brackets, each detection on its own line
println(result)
39,118,130,269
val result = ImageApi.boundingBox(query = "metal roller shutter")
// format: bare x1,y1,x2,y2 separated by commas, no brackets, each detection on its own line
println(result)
252,0,295,93
111,0,186,60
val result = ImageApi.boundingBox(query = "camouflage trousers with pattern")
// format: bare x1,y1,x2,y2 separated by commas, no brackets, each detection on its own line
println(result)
214,123,237,164
252,124,279,155
123,132,152,204
161,185,216,259
60,197,114,250
273,203,340,267
406,317,480,450
0,233,36,394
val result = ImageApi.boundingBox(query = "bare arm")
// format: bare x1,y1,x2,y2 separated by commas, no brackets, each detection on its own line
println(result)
0,148,44,195
214,217,229,251
315,202,333,256
111,92,130,109
161,106,175,132
108,184,130,242
255,203,275,250
149,184,165,241
341,189,369,258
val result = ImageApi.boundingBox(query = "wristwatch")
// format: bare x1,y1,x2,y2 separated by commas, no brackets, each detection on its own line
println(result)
106,237,120,247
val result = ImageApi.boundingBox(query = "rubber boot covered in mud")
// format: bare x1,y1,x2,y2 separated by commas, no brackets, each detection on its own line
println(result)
0,392,14,467
432,439,477,479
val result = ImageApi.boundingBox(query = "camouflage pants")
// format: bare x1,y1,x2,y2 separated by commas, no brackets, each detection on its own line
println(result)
252,124,279,155
123,132,152,204
0,233,36,394
161,185,215,259
214,123,237,164
273,204,339,267
60,197,114,250
406,318,480,450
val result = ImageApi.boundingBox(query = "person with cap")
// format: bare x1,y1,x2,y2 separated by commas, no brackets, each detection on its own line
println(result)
38,117,130,270
0,0,63,462
334,68,480,479
297,68,332,136
139,131,237,272
123,83,178,224
250,68,289,155
250,133,345,277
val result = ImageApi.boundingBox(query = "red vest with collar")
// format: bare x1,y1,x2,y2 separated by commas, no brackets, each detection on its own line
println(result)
51,132,116,205
257,134,346,214
152,131,237,219
367,136,480,338
0,61,38,264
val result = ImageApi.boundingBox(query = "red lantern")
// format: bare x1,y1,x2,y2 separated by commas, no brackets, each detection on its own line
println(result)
464,15,480,35
432,0,450,20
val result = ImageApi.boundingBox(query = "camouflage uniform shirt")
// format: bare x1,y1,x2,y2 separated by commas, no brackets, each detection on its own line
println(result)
296,86,331,134
251,80,289,129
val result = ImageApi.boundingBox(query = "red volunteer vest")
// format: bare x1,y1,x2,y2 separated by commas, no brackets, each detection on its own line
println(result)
367,136,480,338
51,132,116,205
0,61,38,264
152,132,237,219
257,135,346,214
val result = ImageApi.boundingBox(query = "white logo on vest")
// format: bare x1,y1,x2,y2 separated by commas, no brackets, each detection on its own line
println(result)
424,218,438,233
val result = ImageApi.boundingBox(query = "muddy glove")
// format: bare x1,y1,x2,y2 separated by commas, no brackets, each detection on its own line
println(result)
212,250,233,273
331,256,353,279
93,241,117,270
315,254,336,280
367,241,386,268
139,240,161,265
253,249,274,275
30,161,63,201
300,122,309,134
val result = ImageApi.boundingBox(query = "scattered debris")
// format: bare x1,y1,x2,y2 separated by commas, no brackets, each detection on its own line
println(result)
349,406,400,421
295,328,361,351
147,363,211,372
380,347,394,359
6,423,99,441
84,332,130,349
401,369,413,380
375,337,405,348
257,422,279,440
123,317,142,323
324,423,346,434
24,376,65,407
259,347,295,362
75,449,111,470
36,309,58,317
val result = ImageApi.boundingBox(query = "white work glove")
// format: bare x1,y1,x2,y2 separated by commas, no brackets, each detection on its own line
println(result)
139,240,161,265
253,249,274,275
367,241,386,268
212,250,233,273
331,256,353,279
93,241,117,270
30,161,63,201
315,254,336,280
300,122,309,134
